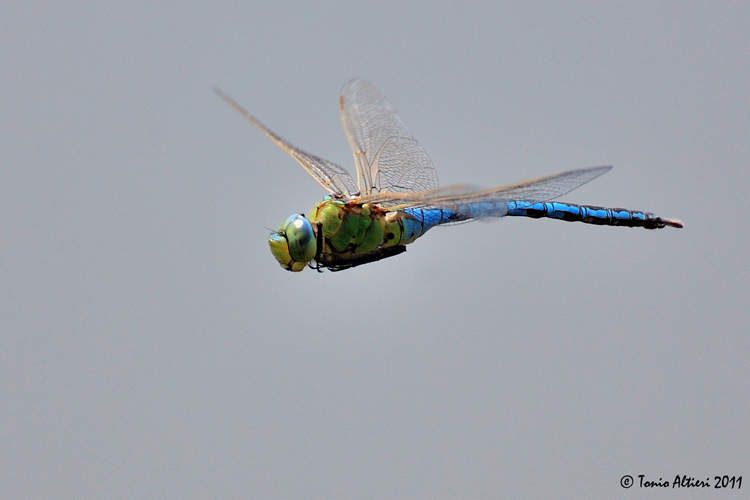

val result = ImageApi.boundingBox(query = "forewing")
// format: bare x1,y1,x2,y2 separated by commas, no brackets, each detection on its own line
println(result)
360,166,612,219
215,87,359,198
339,79,438,195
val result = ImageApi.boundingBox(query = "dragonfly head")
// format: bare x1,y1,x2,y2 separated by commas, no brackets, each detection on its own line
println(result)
268,214,316,272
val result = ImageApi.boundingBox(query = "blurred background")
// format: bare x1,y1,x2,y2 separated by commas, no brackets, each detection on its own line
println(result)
1,1,748,498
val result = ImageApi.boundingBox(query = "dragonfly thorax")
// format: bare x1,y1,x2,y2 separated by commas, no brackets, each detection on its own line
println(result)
268,214,316,272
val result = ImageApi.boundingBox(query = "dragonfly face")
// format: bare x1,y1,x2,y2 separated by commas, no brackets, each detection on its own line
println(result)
268,214,316,272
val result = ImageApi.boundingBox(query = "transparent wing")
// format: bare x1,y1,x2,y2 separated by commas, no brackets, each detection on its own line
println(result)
339,79,438,195
215,87,359,198
359,166,612,219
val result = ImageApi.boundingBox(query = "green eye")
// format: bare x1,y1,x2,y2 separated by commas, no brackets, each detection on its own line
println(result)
268,214,316,271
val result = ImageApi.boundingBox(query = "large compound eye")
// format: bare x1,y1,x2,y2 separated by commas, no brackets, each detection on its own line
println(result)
267,214,316,272
284,214,316,262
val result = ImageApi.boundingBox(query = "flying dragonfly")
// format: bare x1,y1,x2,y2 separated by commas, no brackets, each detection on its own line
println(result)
216,79,682,272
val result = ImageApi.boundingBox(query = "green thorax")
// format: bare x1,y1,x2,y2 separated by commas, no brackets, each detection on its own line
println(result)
308,197,411,258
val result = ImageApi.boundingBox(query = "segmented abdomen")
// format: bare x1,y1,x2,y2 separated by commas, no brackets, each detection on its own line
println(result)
507,201,682,229
400,207,463,243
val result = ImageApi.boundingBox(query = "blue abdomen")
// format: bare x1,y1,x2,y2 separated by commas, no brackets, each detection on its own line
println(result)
400,207,463,243
507,201,681,229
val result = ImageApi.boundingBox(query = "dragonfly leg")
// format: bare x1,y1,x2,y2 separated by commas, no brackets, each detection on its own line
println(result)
310,222,325,272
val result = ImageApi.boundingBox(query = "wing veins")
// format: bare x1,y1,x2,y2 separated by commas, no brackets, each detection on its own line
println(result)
215,87,358,197
359,166,613,214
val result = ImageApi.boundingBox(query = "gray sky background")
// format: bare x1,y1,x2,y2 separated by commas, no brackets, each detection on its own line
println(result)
2,1,748,499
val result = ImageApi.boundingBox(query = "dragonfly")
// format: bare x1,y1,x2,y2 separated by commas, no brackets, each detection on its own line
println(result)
216,79,682,272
